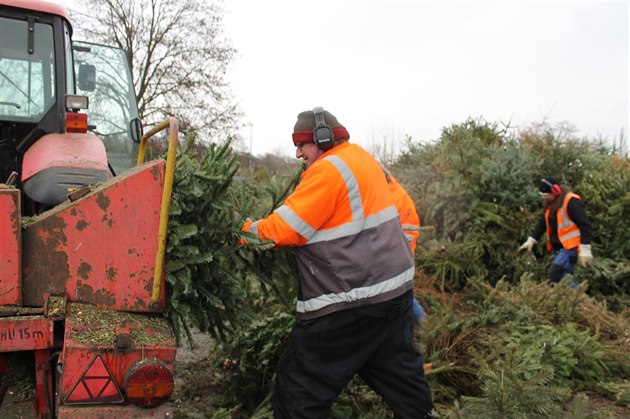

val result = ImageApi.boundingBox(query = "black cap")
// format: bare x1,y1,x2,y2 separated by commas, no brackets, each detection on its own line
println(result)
539,177,559,194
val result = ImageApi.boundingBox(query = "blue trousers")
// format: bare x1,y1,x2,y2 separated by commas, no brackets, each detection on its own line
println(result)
412,298,426,322
549,248,578,283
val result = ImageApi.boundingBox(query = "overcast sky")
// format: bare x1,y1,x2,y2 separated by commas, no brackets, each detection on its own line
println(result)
223,0,628,157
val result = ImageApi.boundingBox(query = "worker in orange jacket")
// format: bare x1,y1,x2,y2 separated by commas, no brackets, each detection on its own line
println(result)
242,107,433,418
519,177,594,285
382,167,426,324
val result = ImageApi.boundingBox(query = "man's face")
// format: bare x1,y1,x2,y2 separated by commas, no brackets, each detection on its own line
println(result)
295,142,324,168
539,192,555,203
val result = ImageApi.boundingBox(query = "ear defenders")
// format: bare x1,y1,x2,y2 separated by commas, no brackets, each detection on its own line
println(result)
541,178,562,196
312,107,334,151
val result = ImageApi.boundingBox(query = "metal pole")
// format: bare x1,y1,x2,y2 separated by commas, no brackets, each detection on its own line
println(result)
248,122,253,155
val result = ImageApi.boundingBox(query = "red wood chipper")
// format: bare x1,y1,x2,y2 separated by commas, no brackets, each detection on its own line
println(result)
1,1,178,417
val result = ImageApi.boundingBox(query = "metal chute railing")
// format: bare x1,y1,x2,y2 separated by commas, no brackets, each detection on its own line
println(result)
136,117,179,307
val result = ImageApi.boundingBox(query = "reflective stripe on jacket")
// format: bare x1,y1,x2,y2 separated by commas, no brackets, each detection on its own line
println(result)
243,142,414,320
387,174,420,255
545,192,582,252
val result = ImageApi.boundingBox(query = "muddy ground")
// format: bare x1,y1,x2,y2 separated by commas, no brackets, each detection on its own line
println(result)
172,330,222,418
171,330,630,419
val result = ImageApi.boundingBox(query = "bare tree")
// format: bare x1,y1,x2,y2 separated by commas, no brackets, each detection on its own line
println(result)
70,0,241,141
366,122,404,166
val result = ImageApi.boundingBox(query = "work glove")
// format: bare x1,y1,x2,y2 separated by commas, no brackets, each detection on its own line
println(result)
578,244,593,267
518,236,537,253
238,218,256,245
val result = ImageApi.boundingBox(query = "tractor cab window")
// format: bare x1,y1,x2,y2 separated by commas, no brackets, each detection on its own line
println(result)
0,17,56,122
73,41,141,174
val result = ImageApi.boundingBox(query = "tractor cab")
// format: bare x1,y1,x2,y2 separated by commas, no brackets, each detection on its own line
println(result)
0,0,141,213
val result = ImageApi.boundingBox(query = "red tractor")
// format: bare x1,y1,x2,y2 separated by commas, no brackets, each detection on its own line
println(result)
1,1,178,417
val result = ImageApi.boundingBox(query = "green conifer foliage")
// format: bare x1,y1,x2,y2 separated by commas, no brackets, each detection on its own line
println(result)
165,139,250,343
393,118,629,306
458,347,571,418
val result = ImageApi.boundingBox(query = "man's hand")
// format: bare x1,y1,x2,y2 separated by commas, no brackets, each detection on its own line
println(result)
518,237,537,253
578,244,593,267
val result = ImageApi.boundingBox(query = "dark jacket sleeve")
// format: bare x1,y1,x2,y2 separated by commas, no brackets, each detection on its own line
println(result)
531,214,547,241
567,197,593,245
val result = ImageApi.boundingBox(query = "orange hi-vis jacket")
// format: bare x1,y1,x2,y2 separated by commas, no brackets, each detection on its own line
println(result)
242,142,414,321
545,192,582,252
386,174,420,255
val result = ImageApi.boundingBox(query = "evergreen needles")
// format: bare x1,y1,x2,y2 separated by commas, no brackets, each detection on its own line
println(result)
165,139,251,344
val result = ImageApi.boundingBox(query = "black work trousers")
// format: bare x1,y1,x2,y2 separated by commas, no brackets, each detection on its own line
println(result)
272,291,433,418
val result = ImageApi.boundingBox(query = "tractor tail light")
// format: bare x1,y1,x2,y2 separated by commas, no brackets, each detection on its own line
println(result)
124,359,173,408
66,112,88,133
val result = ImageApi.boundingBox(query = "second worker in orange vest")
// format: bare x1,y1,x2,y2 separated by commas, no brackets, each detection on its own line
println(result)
242,107,433,418
382,167,426,324
518,177,594,284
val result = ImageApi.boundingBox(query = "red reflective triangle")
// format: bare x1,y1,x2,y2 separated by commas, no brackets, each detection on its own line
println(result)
65,355,124,404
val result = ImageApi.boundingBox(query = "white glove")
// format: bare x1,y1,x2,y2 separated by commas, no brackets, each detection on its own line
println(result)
578,244,593,267
518,236,537,253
